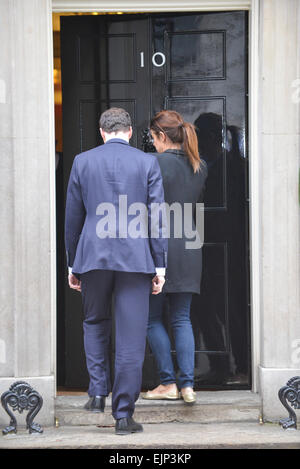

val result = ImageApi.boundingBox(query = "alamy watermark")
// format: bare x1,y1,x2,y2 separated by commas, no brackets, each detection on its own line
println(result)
95,195,204,249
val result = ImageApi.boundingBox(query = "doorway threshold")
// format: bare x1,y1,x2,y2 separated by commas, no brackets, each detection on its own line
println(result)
55,390,261,427
57,387,86,396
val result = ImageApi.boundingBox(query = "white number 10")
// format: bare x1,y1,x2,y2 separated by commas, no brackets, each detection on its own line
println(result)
152,52,166,67
140,52,166,68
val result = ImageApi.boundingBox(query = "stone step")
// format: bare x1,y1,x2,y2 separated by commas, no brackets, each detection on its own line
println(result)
55,391,261,427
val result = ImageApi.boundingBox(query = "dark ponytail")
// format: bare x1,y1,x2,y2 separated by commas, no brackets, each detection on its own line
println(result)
150,110,202,174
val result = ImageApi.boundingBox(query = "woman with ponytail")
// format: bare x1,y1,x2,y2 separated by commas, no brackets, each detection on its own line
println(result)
143,110,208,405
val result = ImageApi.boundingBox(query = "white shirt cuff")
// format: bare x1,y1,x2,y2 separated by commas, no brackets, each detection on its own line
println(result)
155,267,165,276
69,266,165,276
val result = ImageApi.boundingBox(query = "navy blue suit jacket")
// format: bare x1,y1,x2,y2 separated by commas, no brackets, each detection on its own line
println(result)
65,138,168,276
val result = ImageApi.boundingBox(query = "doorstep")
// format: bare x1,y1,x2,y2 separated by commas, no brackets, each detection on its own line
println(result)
55,390,261,427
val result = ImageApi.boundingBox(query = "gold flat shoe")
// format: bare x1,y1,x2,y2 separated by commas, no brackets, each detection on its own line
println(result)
142,389,180,400
180,389,196,405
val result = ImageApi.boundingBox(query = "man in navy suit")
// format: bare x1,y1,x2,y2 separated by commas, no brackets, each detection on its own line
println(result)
65,108,167,435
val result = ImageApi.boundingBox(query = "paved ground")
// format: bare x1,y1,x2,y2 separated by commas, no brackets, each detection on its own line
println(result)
55,391,261,426
0,421,299,450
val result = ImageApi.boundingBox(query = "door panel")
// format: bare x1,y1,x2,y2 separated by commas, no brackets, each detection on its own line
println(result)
60,15,150,388
166,31,225,81
150,12,250,387
59,12,250,390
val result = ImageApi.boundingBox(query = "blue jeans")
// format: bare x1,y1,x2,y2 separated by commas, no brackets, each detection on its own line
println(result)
147,292,194,390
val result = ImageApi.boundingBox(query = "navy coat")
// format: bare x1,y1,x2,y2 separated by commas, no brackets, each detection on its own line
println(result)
154,149,208,294
65,139,168,276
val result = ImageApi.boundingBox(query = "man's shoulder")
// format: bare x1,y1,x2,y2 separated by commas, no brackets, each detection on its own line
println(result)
74,143,156,169
111,143,157,168
75,145,102,160
131,147,157,162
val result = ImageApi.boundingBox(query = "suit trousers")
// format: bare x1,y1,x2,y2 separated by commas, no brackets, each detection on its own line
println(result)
80,269,152,420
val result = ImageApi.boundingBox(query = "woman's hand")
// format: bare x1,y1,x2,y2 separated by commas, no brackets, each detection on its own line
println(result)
152,275,165,295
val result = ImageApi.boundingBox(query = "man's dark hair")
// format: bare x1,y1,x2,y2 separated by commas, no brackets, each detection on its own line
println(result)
99,107,132,133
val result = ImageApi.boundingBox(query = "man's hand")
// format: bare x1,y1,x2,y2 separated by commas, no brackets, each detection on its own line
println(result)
68,273,81,292
152,275,165,295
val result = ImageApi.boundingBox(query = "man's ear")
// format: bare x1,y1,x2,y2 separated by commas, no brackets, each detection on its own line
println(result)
100,128,106,142
128,126,133,140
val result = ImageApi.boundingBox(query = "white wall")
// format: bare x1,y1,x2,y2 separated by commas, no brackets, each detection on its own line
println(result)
0,0,56,426
258,0,300,421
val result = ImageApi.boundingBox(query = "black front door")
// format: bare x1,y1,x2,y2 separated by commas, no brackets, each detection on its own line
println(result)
58,11,250,390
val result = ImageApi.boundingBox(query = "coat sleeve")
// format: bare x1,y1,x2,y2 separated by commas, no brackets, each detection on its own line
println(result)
64,156,86,270
192,160,208,242
147,156,168,269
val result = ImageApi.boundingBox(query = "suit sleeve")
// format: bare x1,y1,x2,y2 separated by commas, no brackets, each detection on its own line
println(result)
64,156,86,270
147,157,168,269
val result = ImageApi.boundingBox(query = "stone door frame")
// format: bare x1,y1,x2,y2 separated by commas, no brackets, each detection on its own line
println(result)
50,0,261,392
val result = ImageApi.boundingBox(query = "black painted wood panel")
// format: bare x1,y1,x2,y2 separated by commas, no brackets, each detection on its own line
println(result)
59,11,250,391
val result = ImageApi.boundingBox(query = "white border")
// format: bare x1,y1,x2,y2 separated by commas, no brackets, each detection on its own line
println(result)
52,0,252,12
50,0,261,393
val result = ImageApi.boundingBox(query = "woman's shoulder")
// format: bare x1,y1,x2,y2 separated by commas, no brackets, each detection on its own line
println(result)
151,151,180,168
152,151,207,179
151,150,178,158
153,149,187,163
